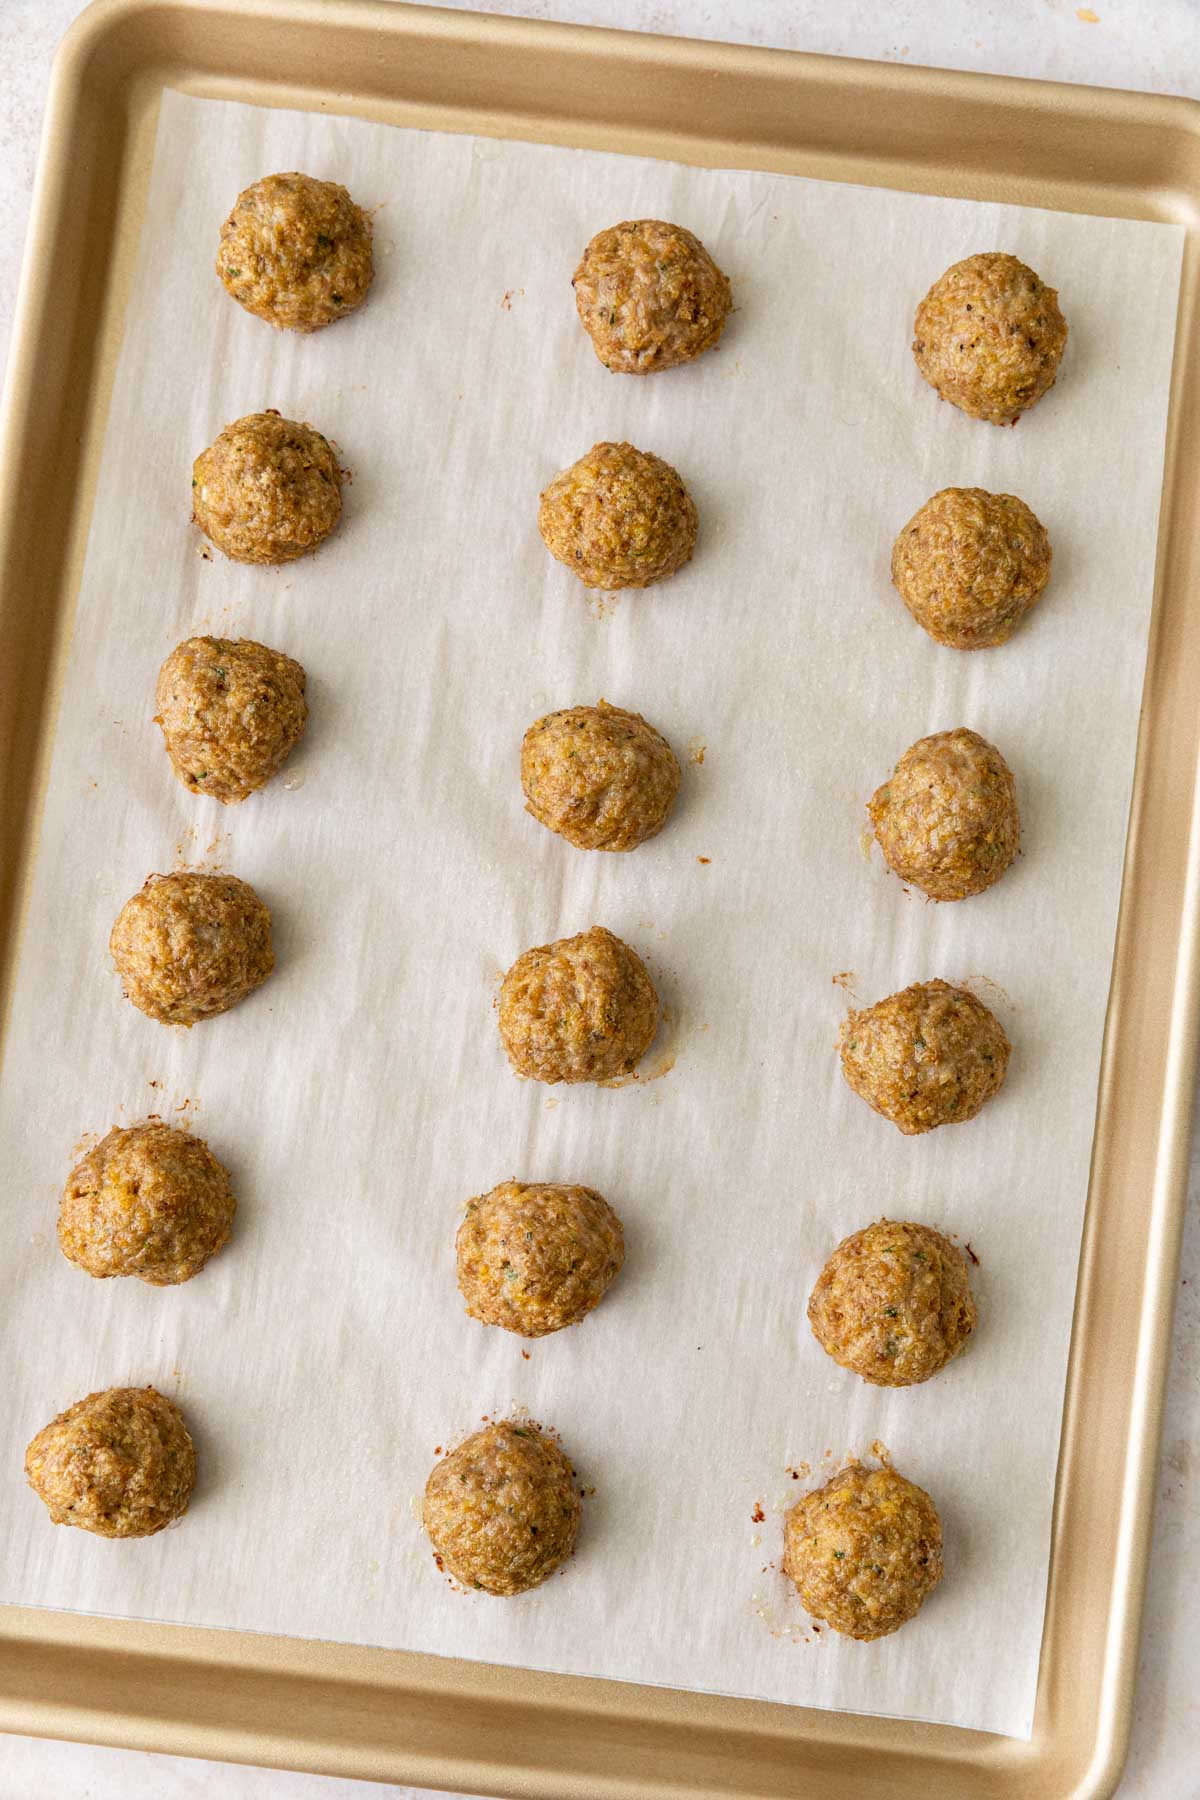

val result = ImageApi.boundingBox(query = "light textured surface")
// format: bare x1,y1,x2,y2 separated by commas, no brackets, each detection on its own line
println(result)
0,3,1197,1798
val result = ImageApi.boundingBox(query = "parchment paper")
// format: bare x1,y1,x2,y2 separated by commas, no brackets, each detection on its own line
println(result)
0,89,1184,1740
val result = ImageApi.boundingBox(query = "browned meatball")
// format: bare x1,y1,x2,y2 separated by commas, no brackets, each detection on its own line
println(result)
808,1221,976,1387
109,871,274,1027
423,1420,581,1595
868,728,1019,901
891,487,1052,650
912,252,1068,425
838,979,1010,1135
498,925,658,1084
217,171,373,333
783,1463,943,1640
25,1387,196,1538
572,219,732,374
522,701,680,852
192,412,342,565
538,442,697,591
456,1180,624,1337
58,1122,235,1286
156,636,308,803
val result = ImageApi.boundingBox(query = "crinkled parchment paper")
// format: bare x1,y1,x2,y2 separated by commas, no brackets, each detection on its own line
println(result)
0,89,1184,1738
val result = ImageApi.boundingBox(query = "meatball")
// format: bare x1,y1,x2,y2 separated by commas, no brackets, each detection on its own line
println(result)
192,411,342,565
808,1220,976,1387
572,218,732,374
25,1386,196,1538
868,727,1019,902
538,442,697,591
110,871,274,1027
58,1123,235,1286
156,636,308,803
783,1463,943,1640
498,925,658,1085
456,1180,624,1337
423,1420,581,1595
522,701,680,852
912,252,1068,426
891,487,1052,650
839,979,1010,1135
216,171,373,333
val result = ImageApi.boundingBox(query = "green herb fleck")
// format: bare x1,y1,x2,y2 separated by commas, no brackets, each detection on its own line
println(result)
225,266,241,279
883,1338,898,1357
884,1307,899,1319
833,1549,844,1560
316,233,332,249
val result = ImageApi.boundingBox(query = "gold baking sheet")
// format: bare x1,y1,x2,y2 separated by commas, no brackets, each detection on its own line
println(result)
2,3,1199,1795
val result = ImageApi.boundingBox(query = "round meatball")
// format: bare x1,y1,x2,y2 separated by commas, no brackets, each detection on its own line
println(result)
156,636,308,804
216,171,373,333
783,1463,943,1640
25,1386,196,1538
868,727,1019,902
808,1220,976,1387
110,871,274,1027
522,701,680,852
538,442,697,591
58,1123,235,1286
891,487,1052,650
572,218,732,375
192,411,342,565
457,1180,624,1337
423,1420,581,1595
839,979,1010,1135
498,925,658,1085
912,251,1068,426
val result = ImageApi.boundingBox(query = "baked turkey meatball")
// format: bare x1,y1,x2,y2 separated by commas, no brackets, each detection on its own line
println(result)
216,171,373,332
522,701,680,852
58,1123,235,1286
783,1463,943,1640
912,252,1068,425
868,727,1019,901
156,636,308,803
808,1220,976,1387
192,411,342,565
456,1180,624,1337
423,1420,581,1595
110,871,274,1027
838,979,1010,1135
538,442,697,590
25,1386,196,1538
498,925,658,1084
891,487,1052,650
572,218,732,374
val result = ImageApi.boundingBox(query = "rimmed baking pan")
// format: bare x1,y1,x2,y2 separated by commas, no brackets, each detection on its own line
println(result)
2,4,1199,1795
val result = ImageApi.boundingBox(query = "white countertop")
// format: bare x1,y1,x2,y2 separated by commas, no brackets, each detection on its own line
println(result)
1,2,1197,1795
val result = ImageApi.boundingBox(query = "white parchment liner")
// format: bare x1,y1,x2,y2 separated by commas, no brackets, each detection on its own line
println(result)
0,90,1184,1738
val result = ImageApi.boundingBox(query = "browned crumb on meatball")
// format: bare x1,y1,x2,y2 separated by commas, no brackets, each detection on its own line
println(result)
891,487,1052,650
522,700,681,852
217,171,373,333
498,925,659,1084
838,979,1010,1135
808,1220,976,1387
109,871,274,1027
868,727,1020,902
456,1180,624,1337
192,411,342,565
58,1123,235,1286
572,218,732,374
423,1420,581,1595
783,1462,943,1640
912,252,1068,426
538,442,698,591
155,636,308,804
25,1386,196,1538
